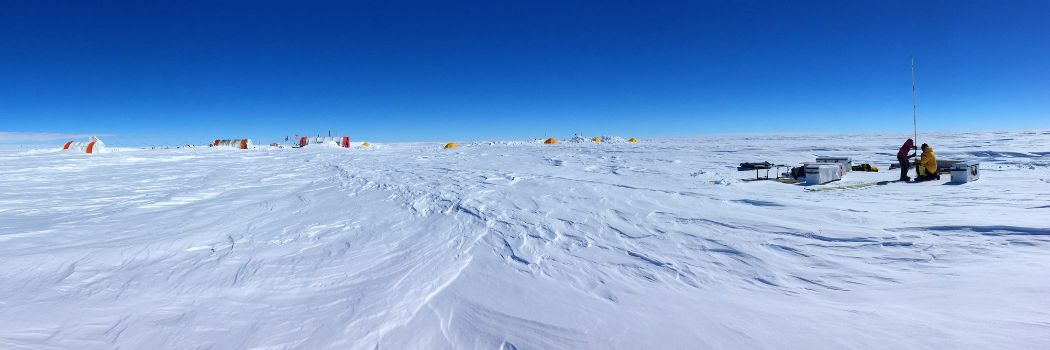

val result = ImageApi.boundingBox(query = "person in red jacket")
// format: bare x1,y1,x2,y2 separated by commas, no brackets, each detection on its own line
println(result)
897,139,916,181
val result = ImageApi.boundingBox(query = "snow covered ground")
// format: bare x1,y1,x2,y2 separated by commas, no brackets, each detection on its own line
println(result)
1,131,1048,349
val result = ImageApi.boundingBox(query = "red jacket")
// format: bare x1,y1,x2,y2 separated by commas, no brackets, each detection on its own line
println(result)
897,139,914,158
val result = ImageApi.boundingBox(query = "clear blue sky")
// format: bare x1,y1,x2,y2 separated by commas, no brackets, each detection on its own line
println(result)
1,1,1047,145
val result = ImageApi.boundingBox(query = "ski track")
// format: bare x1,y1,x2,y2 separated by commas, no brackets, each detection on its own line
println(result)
0,132,1049,349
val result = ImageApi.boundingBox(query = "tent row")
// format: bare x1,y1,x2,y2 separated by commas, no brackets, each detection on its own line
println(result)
205,136,372,150
545,136,640,144
60,135,639,153
444,136,640,149
296,136,371,148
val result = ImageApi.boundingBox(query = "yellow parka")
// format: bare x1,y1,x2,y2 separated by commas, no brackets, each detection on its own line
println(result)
918,146,938,174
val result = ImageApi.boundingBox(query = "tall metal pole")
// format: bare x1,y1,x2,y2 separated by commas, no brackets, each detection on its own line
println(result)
911,56,917,145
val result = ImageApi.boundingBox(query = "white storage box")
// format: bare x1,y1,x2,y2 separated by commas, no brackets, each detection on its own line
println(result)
815,156,853,172
805,163,843,185
950,161,980,184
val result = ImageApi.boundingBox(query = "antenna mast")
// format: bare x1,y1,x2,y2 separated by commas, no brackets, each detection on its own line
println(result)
911,56,917,145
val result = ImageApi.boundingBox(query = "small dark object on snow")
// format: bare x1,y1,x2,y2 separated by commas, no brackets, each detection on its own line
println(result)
851,163,879,172
738,161,773,170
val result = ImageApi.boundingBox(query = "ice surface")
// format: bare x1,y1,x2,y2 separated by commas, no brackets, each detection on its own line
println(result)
1,131,1048,349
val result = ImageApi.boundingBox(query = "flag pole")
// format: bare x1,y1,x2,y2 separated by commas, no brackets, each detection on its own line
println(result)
911,56,917,146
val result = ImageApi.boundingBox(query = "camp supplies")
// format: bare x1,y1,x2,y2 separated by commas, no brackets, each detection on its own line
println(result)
805,163,843,185
950,161,980,184
815,156,853,173
851,164,879,172
738,161,773,170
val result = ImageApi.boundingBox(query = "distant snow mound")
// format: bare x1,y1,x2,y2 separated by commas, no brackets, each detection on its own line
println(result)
565,135,590,143
21,148,64,155
464,140,535,147
561,135,627,143
463,141,495,147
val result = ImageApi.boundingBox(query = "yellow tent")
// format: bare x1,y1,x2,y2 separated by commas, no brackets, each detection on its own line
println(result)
444,142,459,149
592,137,603,143
628,137,639,143
544,137,558,144
361,142,371,147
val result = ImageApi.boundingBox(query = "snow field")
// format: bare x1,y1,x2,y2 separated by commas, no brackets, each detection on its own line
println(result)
0,131,1048,349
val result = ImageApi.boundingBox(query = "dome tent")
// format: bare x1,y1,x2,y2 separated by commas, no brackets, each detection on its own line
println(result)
62,136,106,154
592,137,603,143
629,137,639,143
212,139,253,149
544,138,558,144
444,142,459,149
299,136,351,148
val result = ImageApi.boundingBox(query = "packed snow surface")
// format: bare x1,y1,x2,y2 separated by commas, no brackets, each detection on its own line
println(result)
1,131,1049,349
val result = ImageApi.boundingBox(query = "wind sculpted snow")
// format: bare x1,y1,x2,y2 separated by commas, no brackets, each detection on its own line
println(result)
1,131,1048,349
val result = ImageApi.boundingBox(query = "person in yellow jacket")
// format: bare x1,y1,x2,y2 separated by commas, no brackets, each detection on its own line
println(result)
915,143,939,181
